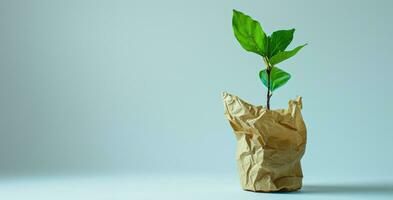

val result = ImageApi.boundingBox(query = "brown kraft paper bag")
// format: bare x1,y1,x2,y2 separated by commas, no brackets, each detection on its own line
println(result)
222,92,307,192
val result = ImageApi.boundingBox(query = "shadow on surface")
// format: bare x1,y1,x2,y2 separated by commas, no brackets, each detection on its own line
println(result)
302,183,393,195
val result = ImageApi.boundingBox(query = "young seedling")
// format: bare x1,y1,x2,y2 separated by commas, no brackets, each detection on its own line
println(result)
232,9,306,110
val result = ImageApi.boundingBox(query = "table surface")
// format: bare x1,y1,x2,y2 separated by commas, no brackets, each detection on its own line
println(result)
0,174,392,200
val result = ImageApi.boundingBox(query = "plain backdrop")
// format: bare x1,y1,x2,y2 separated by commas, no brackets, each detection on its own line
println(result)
1,0,393,182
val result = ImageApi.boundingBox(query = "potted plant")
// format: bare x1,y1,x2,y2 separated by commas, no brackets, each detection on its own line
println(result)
222,9,307,192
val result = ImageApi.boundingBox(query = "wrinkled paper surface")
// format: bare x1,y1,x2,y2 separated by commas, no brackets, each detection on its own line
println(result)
222,92,307,192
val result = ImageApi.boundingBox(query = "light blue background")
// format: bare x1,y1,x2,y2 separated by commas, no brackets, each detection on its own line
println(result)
1,0,393,187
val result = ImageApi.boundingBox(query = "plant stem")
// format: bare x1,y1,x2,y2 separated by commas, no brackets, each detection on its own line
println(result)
263,57,272,110
266,68,271,110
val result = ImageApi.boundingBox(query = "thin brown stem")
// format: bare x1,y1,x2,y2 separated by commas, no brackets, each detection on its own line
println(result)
266,68,271,110
263,57,273,110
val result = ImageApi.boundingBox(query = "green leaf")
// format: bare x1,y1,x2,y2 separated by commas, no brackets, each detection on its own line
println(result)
259,67,291,91
232,9,267,56
268,29,295,57
269,44,307,65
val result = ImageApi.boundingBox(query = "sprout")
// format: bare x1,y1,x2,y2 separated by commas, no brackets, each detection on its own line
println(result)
232,9,306,109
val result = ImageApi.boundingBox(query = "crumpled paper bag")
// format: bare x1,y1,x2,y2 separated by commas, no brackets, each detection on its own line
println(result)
222,92,307,192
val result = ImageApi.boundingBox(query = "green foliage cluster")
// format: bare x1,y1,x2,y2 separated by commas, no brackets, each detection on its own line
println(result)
232,9,306,108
